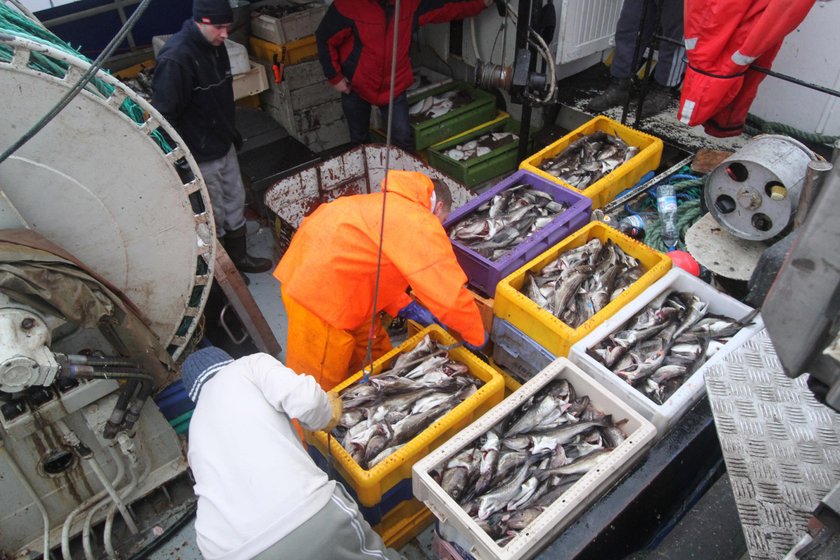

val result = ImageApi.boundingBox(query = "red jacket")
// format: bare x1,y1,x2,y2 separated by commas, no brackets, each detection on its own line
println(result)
274,171,485,346
678,0,815,137
315,0,487,106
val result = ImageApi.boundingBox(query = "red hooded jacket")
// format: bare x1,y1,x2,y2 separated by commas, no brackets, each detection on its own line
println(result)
315,0,487,106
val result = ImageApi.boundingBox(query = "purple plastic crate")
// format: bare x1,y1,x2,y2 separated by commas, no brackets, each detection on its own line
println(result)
445,169,592,298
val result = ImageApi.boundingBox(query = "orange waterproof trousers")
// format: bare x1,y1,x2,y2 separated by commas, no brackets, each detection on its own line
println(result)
282,293,393,390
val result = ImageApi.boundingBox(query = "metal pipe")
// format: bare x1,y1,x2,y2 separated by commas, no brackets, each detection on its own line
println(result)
60,438,128,559
0,438,51,559
795,160,834,229
81,445,131,560
104,435,147,558
56,421,138,535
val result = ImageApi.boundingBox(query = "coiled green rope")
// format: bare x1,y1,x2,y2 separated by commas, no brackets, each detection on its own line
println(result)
746,114,838,148
0,4,172,152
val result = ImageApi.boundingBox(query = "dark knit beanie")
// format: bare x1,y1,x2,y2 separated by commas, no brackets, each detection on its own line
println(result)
193,0,233,25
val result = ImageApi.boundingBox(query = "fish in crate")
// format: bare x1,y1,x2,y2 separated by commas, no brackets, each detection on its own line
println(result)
444,131,518,161
522,238,643,329
448,184,570,261
538,131,639,189
430,377,627,547
334,335,484,469
586,290,759,405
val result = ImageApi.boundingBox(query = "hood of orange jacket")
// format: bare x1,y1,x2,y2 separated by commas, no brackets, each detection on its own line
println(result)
274,171,485,346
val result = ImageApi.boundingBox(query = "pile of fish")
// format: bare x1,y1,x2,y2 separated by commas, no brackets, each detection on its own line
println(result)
334,336,482,470
409,89,473,123
254,3,315,18
538,131,640,189
431,378,626,546
124,67,154,101
523,238,642,328
587,291,754,404
445,131,518,161
449,185,568,261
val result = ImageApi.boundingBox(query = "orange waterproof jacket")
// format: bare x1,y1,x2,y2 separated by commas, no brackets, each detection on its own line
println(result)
274,171,485,345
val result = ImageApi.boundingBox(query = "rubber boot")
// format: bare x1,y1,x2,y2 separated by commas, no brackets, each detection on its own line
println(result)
586,78,633,113
639,81,675,118
224,226,272,274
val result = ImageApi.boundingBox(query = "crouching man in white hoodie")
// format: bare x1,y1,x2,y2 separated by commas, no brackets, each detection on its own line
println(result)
180,346,402,560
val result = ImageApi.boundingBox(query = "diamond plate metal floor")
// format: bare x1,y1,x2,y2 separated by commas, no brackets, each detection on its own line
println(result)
705,329,840,560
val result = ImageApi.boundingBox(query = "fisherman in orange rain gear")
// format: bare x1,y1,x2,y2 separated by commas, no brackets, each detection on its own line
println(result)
273,170,487,390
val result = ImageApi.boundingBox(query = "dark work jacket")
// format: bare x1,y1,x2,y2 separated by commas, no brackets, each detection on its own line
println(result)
152,19,235,162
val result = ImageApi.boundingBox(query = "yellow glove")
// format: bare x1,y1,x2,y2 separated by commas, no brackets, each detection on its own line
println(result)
324,390,343,433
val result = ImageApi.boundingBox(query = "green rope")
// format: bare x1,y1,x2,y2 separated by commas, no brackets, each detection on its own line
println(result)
0,4,172,152
746,113,838,148
644,198,703,253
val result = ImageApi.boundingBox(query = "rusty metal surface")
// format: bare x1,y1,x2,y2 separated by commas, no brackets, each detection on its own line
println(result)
705,329,840,559
263,145,475,228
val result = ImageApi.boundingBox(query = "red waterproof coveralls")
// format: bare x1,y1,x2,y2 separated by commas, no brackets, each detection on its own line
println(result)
274,170,485,390
678,0,815,137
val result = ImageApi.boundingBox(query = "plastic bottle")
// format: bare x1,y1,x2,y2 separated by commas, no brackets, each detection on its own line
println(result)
656,184,679,250
618,214,646,239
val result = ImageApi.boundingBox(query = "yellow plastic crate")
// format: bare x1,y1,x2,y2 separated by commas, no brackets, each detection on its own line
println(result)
248,34,318,65
520,115,663,209
494,221,672,357
374,498,434,549
304,324,504,508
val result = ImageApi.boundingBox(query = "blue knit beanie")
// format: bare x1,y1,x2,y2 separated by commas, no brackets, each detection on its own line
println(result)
181,346,234,402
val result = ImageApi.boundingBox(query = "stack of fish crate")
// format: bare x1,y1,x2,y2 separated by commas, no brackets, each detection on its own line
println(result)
569,267,763,433
248,0,350,151
491,221,672,386
303,325,504,548
371,80,496,156
412,358,657,560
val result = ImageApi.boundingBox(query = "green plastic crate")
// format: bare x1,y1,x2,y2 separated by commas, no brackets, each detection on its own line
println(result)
428,113,530,188
371,81,497,151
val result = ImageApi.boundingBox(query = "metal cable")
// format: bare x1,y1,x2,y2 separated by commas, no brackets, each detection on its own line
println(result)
0,0,155,166
360,0,402,385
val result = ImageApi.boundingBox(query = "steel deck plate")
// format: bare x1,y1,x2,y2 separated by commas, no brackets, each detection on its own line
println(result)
705,329,840,559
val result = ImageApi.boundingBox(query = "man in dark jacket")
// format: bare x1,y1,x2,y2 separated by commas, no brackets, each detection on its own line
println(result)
152,0,271,274
316,0,494,152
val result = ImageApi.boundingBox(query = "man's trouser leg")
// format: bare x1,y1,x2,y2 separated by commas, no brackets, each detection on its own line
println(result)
282,292,356,390
251,484,402,560
197,145,246,236
341,91,374,146
610,0,657,80
348,315,393,376
653,0,686,87
378,92,414,152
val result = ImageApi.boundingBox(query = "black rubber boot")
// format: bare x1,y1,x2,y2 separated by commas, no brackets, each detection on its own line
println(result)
639,81,675,118
224,226,272,274
586,78,633,113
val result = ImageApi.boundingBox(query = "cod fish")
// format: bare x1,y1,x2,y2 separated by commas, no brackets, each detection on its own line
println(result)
523,238,643,328
587,291,757,404
335,335,483,469
449,184,569,261
434,379,628,545
409,89,473,123
539,131,640,189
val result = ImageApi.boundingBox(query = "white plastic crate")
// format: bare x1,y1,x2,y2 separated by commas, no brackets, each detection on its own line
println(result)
412,358,656,560
232,60,269,100
569,268,764,434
